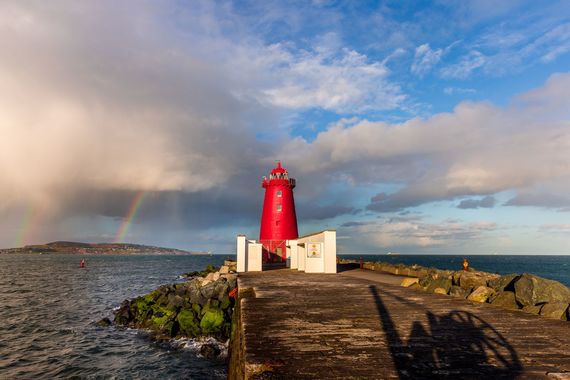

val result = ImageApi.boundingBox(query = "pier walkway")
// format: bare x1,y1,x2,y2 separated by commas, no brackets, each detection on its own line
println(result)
235,267,570,379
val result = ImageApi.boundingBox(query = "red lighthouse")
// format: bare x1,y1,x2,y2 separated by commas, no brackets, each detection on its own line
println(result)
259,161,299,262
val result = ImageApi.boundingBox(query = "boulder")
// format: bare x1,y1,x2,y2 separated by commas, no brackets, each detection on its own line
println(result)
200,343,221,359
95,317,112,327
467,286,495,303
449,286,470,299
490,291,519,310
434,287,448,295
539,302,569,320
488,274,519,292
521,304,543,315
400,278,419,288
419,275,451,293
514,273,570,306
219,265,229,274
458,272,500,291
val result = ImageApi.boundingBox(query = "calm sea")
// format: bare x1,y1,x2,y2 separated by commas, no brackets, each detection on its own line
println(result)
340,254,570,288
0,254,230,379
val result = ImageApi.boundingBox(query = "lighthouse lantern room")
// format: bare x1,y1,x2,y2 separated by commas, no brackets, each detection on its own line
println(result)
259,161,299,262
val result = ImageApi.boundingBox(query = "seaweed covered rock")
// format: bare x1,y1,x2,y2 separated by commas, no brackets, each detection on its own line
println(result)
112,269,237,344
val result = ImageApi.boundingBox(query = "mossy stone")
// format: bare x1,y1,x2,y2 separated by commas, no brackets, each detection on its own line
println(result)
150,305,174,328
200,308,225,334
220,295,231,310
192,303,201,315
177,309,201,337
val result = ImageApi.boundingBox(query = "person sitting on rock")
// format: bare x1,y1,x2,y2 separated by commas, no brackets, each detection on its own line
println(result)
462,258,469,271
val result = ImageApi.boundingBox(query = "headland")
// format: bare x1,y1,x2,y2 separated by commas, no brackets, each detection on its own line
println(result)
0,241,207,255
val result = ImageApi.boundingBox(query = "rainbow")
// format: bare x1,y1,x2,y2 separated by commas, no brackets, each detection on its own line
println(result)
114,191,147,243
15,204,42,247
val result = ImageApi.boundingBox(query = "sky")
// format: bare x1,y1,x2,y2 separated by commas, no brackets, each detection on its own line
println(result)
1,0,569,254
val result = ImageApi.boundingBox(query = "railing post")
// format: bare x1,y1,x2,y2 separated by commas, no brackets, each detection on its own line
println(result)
360,256,363,269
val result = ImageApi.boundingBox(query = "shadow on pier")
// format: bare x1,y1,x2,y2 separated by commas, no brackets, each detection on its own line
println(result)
369,285,522,378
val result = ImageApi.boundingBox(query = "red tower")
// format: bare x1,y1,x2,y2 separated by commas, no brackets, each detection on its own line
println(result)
259,161,299,262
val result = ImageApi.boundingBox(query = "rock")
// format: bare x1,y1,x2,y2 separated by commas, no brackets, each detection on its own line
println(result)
212,272,220,281
408,283,422,290
95,317,112,327
488,274,520,291
200,281,216,300
200,343,221,359
419,275,451,293
219,265,229,274
458,272,500,291
200,306,225,334
490,291,519,310
400,278,419,288
467,286,495,303
434,287,448,295
204,272,215,282
176,309,201,337
522,304,543,315
167,295,184,310
539,302,569,320
514,273,570,306
449,286,470,299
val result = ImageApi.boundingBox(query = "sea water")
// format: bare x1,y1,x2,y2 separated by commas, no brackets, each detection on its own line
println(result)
0,254,229,379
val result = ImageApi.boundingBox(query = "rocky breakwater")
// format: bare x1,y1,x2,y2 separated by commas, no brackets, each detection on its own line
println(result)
357,260,570,321
100,260,238,358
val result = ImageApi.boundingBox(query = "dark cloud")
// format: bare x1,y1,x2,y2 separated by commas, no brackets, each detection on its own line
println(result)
505,192,570,211
457,196,495,209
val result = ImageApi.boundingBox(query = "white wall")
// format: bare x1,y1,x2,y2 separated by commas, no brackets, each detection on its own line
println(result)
247,242,262,271
288,240,298,269
236,235,247,273
297,230,337,274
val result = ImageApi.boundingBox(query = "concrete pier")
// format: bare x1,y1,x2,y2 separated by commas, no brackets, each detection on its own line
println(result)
231,267,570,379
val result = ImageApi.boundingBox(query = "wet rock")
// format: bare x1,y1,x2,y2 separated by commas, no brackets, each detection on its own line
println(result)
539,302,569,320
467,286,495,303
96,317,112,327
449,285,470,299
490,291,519,310
200,343,221,359
514,274,570,306
400,278,419,288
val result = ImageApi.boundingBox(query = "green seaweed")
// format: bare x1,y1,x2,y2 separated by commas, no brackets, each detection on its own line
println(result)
176,309,201,337
200,308,225,334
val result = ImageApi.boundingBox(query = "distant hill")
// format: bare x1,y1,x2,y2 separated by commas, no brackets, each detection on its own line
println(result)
0,241,209,255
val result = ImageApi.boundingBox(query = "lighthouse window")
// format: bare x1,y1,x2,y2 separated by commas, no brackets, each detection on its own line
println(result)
276,190,282,197
276,204,282,212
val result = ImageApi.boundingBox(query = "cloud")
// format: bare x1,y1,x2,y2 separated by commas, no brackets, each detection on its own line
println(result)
348,218,497,249
441,50,486,79
444,87,476,95
411,43,444,76
262,46,406,113
280,72,570,213
505,191,570,211
457,196,495,209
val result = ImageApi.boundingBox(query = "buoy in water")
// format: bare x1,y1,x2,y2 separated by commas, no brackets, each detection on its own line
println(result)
80,259,86,268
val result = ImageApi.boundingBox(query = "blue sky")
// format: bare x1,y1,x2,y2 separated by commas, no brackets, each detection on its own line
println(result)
0,1,569,254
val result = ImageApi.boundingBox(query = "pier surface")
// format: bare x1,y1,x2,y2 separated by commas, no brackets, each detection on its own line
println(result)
235,267,570,379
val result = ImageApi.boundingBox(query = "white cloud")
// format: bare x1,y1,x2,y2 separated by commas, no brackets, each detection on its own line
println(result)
280,72,570,212
443,87,476,95
440,50,486,79
411,43,443,76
